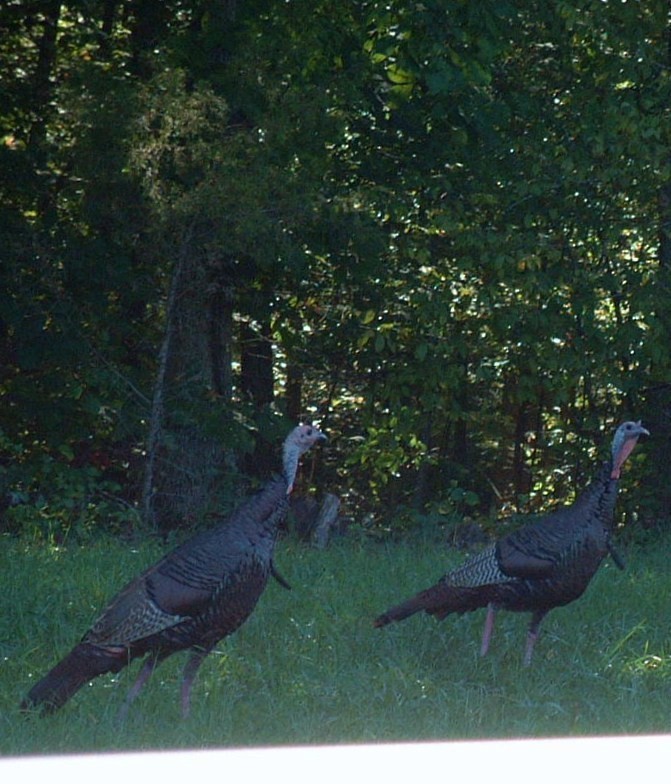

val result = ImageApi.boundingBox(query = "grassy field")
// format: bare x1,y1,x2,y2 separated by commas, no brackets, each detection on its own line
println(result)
1,528,670,756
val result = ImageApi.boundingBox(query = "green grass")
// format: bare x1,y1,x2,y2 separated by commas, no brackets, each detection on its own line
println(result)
2,530,670,756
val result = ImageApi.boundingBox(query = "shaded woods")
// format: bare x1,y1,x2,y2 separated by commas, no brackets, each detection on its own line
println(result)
1,1,670,538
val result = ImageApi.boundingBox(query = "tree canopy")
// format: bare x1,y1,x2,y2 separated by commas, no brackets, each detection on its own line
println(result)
1,0,669,538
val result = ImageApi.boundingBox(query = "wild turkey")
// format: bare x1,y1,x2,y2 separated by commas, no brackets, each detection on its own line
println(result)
21,424,326,717
374,421,648,665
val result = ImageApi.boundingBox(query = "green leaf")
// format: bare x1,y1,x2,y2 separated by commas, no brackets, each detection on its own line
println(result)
415,342,428,361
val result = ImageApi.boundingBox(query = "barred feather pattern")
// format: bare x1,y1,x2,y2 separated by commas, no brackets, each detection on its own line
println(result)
21,478,288,715
374,463,620,630
84,480,288,650
441,544,511,588
21,421,328,716
374,419,649,654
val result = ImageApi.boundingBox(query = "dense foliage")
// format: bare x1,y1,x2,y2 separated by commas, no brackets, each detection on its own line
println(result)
1,0,669,537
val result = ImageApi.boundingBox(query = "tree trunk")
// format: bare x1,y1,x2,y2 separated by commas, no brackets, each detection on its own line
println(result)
286,363,303,422
513,403,533,507
141,230,190,530
208,285,234,401
98,0,119,57
412,414,434,510
240,318,276,477
142,233,232,532
28,2,61,163
644,17,671,527
313,493,341,549
128,0,170,78
240,320,274,410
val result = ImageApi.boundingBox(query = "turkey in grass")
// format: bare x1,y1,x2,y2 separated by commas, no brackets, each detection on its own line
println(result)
21,424,326,717
373,421,648,665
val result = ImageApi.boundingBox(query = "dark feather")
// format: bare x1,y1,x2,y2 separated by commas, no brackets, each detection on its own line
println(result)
21,425,326,716
374,422,647,664
270,560,292,590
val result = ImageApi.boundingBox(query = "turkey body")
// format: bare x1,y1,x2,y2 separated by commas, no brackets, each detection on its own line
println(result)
94,478,287,654
21,424,326,716
374,421,648,665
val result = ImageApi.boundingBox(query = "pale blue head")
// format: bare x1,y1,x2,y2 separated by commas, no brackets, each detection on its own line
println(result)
610,421,649,479
283,424,327,493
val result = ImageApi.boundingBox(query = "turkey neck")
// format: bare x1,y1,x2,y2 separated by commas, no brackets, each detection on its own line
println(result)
573,460,620,538
282,443,301,494
610,436,640,479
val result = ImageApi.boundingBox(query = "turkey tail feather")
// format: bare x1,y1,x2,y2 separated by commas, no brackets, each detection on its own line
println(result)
21,644,125,715
374,583,492,628
374,593,430,627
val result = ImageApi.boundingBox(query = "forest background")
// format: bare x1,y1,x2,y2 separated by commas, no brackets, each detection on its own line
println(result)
1,0,670,542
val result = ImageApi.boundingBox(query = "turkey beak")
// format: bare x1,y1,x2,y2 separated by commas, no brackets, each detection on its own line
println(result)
633,421,650,438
